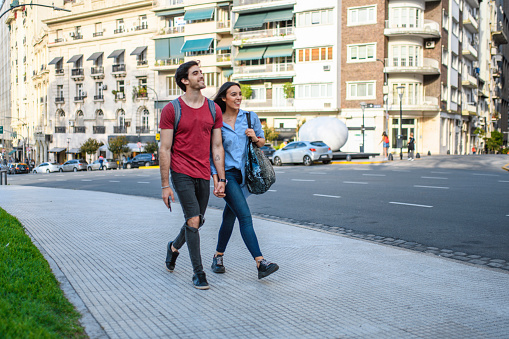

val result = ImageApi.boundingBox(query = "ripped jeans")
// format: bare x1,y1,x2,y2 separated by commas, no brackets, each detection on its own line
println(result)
170,170,210,274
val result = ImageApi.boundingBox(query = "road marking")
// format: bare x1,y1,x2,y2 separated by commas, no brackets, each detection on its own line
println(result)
362,174,386,177
75,175,84,177
137,175,150,177
498,180,509,183
392,170,410,172
56,174,64,176
421,176,448,180
37,179,48,181
313,194,341,198
343,181,368,184
56,179,66,181
137,181,150,184
114,175,125,177
275,171,285,174
414,185,449,189
472,173,500,177
389,202,433,208
81,179,92,182
431,171,450,174
96,175,106,177
109,180,120,183
268,189,277,192
309,172,327,175
291,179,315,182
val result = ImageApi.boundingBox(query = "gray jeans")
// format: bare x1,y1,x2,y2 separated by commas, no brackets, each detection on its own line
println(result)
408,150,414,159
170,170,210,274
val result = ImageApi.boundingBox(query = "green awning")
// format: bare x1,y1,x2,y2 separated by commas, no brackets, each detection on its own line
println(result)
108,49,125,59
264,9,294,23
184,8,214,21
235,46,266,61
156,9,184,17
130,46,147,56
8,150,16,155
49,57,63,65
155,39,170,60
67,55,83,63
155,100,170,109
216,37,232,50
263,44,294,58
87,52,103,61
234,13,267,29
170,37,185,57
223,69,233,77
181,38,213,53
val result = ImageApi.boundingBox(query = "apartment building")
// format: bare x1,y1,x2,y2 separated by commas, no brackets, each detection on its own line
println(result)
44,0,156,163
0,0,11,158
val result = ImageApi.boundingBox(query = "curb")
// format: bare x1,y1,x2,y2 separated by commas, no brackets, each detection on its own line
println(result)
331,160,388,165
503,163,509,172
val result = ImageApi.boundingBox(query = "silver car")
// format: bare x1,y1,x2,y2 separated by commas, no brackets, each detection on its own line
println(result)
87,158,118,171
33,162,61,173
59,159,88,172
273,141,332,166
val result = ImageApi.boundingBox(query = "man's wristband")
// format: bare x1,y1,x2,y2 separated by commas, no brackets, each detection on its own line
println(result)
161,185,171,189
219,179,227,183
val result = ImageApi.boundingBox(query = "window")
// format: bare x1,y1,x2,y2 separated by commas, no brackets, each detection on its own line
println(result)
442,47,448,66
390,7,421,28
451,53,458,70
451,87,458,103
57,85,63,98
94,23,103,37
76,83,84,97
204,73,216,87
391,44,421,67
139,15,148,29
77,111,84,126
452,18,459,36
348,43,376,62
296,83,333,98
391,83,421,105
297,9,333,26
118,109,125,127
186,44,213,56
116,19,124,33
348,6,376,26
347,82,375,100
74,26,81,37
117,80,125,93
142,109,150,129
139,77,147,89
250,87,266,100
442,11,449,30
96,82,103,96
297,47,333,62
441,83,448,100
167,75,183,96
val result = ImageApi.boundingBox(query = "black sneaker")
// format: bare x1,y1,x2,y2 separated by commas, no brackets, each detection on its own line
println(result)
165,241,179,272
192,272,210,290
257,259,279,279
211,255,226,273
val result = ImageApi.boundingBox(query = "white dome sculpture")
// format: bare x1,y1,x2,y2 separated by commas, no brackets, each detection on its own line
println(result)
298,117,348,151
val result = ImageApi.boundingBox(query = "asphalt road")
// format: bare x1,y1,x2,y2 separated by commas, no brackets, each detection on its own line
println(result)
4,155,509,262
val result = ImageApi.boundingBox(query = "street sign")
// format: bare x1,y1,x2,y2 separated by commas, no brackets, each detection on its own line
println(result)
0,126,3,134
156,133,160,141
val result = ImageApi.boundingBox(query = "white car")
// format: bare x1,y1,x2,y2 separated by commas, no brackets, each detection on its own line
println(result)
272,141,332,166
33,162,61,173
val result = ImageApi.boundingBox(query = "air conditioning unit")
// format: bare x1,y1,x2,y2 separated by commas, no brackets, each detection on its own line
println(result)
69,121,75,126
264,82,272,89
102,85,107,90
323,65,331,71
82,91,87,97
425,41,435,49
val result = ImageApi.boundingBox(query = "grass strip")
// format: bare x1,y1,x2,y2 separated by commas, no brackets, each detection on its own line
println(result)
0,207,86,338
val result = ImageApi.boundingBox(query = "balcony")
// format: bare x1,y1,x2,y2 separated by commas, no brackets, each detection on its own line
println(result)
462,102,477,116
74,95,86,102
91,66,104,78
94,94,104,101
136,127,150,133
114,126,127,134
384,20,441,38
463,12,479,33
93,126,105,134
74,126,86,133
491,21,508,45
135,24,148,31
114,29,125,34
233,0,293,6
159,26,185,35
115,92,126,100
217,21,231,29
137,60,148,66
389,95,440,112
112,64,126,77
71,68,84,80
153,58,185,71
72,34,83,40
233,27,295,45
462,43,478,61
242,98,294,109
492,67,501,77
156,0,184,7
462,72,478,88
233,63,295,81
216,53,231,63
383,58,440,75
135,92,148,100
55,96,65,103
40,64,48,74
93,32,103,37
54,38,64,43
55,68,64,76
55,127,66,133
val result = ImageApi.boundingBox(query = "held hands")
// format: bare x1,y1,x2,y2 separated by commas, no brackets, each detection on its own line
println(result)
212,175,226,198
162,187,175,210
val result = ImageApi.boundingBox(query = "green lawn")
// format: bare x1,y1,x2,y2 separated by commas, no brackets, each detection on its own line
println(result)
0,208,86,338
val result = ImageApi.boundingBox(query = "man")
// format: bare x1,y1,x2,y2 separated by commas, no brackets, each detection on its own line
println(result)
159,60,226,290
407,132,415,161
98,155,104,170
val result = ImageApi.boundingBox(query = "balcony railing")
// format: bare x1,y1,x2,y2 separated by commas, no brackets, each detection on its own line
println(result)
242,98,294,108
462,72,478,87
74,96,86,102
55,127,66,133
384,58,440,73
157,0,184,6
462,43,478,60
55,68,64,75
112,64,126,73
217,21,230,29
91,66,104,75
114,28,125,34
137,60,148,66
234,27,294,40
135,24,148,31
216,54,231,62
115,92,126,100
136,127,150,133
93,32,103,37
491,21,508,45
114,126,127,133
54,38,64,43
154,58,184,67
71,68,84,76
234,63,294,74
390,95,439,107
463,103,476,114
160,26,185,35
74,126,86,133
463,11,479,32
384,20,440,37
55,97,65,103
93,126,106,134
233,0,287,5
94,95,104,100
72,34,83,40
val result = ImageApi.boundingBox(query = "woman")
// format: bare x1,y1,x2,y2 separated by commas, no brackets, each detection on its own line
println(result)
210,82,279,279
379,131,390,160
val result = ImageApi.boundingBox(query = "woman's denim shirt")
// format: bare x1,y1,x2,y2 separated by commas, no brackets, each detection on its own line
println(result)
211,109,264,191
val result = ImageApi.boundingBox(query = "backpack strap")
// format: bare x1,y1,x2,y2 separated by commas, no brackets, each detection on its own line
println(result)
170,98,181,132
206,98,216,127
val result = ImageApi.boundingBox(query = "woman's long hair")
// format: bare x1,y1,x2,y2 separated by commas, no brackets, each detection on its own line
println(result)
213,82,241,113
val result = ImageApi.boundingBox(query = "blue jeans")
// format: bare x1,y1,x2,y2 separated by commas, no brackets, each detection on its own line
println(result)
216,169,262,258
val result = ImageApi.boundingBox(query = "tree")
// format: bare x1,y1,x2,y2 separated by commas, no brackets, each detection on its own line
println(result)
485,130,503,153
108,136,130,161
296,118,307,135
283,82,295,99
240,84,252,99
80,138,103,162
263,125,279,143
144,141,158,155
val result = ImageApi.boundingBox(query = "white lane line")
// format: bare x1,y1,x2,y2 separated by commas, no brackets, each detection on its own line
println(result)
431,171,450,174
96,175,106,177
275,171,286,174
38,179,48,181
473,173,500,177
421,176,448,180
137,181,150,184
343,181,368,184
268,189,277,192
81,179,92,182
114,175,125,177
362,174,386,177
392,170,410,172
309,172,327,175
75,175,84,177
389,202,433,208
414,185,449,189
56,179,67,181
137,175,150,177
313,194,341,198
291,179,315,182
55,175,64,177
498,180,509,183
109,180,120,183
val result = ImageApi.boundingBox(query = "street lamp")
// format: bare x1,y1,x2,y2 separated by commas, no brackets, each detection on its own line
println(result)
360,102,367,153
377,59,389,134
0,2,71,20
66,138,71,161
397,86,405,160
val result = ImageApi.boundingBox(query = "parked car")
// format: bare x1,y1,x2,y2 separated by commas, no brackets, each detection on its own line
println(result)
123,153,158,169
33,162,61,173
59,159,88,172
260,143,276,161
8,162,30,174
88,158,118,171
272,141,332,166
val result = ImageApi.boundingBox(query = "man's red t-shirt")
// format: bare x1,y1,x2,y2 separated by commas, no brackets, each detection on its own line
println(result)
159,97,222,180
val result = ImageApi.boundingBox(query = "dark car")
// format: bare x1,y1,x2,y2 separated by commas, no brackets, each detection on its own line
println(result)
260,143,276,161
8,162,30,174
123,153,158,169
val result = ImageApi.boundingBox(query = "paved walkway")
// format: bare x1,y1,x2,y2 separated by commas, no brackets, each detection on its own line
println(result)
1,185,508,339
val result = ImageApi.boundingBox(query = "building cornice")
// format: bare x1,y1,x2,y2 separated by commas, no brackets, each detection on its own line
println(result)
43,1,152,25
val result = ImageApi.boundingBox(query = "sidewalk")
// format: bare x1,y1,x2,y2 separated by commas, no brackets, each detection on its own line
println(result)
1,186,508,339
